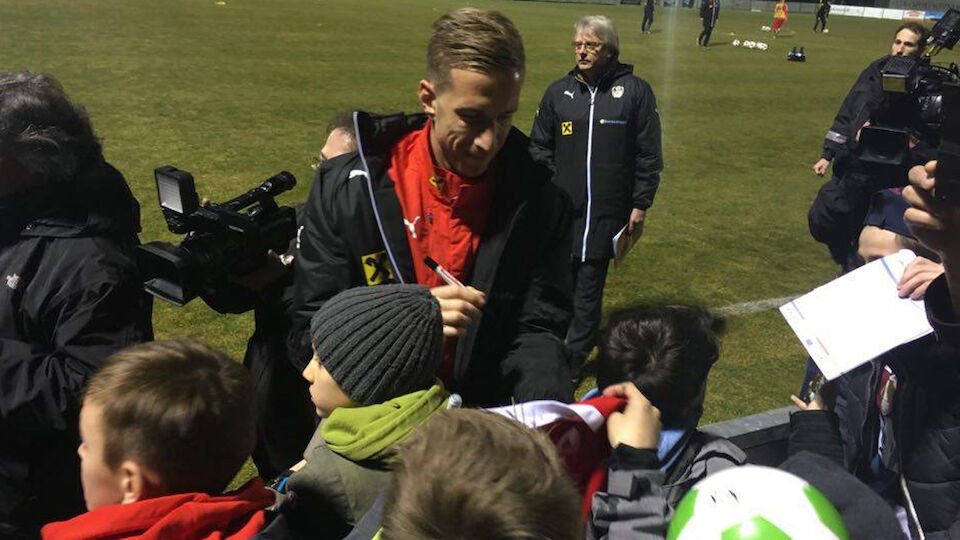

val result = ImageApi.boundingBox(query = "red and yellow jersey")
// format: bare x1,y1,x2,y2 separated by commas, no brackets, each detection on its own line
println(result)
774,2,788,19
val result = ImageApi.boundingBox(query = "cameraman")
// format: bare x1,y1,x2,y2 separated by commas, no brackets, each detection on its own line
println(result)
0,72,153,536
199,114,358,480
808,22,930,272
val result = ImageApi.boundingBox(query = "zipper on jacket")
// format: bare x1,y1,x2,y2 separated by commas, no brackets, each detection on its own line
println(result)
580,83,598,262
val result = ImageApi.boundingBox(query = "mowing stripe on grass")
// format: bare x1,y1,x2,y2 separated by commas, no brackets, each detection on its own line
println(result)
715,295,800,316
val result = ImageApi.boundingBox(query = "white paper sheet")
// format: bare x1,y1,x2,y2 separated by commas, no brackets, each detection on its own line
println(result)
779,250,933,380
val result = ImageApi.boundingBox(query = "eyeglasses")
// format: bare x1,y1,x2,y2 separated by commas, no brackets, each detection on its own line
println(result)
573,40,603,51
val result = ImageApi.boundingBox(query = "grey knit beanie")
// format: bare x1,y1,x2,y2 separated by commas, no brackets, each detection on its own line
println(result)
309,284,444,405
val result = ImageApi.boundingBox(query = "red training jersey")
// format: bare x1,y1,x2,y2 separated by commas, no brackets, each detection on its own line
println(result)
387,121,495,381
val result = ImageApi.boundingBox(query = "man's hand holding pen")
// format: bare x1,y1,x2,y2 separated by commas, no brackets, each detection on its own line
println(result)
425,257,486,339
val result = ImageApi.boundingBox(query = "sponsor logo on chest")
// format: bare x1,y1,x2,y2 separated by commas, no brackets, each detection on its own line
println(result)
361,251,396,286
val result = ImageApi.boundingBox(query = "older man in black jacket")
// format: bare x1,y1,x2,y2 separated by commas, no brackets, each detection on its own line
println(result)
530,15,662,370
0,72,153,537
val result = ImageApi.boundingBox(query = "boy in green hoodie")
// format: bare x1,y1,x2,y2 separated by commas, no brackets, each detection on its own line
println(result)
279,284,458,534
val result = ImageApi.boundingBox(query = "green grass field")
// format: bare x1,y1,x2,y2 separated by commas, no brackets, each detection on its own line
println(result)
3,0,955,430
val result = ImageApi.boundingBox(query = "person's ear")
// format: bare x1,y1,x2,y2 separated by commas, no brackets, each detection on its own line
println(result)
118,461,163,504
418,80,438,117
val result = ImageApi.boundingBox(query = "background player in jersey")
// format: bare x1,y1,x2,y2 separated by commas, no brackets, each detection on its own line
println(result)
772,0,788,37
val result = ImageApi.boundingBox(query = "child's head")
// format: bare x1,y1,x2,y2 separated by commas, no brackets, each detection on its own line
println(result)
597,305,724,423
382,409,581,540
79,340,253,510
303,284,443,417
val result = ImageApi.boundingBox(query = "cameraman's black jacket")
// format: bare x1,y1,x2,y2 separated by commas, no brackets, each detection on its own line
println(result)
820,56,888,164
291,112,575,406
530,62,662,261
0,161,153,529
834,275,960,537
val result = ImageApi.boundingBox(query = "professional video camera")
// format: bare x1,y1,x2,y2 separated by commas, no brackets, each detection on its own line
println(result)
859,9,960,170
137,166,297,307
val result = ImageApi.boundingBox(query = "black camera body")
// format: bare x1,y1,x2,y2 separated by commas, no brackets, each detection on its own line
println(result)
860,55,958,166
856,9,960,201
138,165,297,306
937,80,960,204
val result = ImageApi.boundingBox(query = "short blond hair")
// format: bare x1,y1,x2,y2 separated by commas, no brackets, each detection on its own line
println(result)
84,340,254,495
382,409,581,540
427,8,525,89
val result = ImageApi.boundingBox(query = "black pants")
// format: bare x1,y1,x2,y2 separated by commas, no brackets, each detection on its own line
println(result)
698,23,715,46
814,15,827,32
245,304,318,479
567,258,610,369
642,10,654,32
808,172,872,274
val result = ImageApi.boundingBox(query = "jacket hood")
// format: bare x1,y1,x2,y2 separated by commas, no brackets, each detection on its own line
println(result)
354,111,429,156
5,160,141,242
40,478,274,540
568,62,635,90
321,383,454,462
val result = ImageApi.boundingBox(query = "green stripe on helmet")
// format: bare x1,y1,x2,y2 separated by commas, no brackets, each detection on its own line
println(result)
721,516,791,539
667,488,699,539
803,485,850,540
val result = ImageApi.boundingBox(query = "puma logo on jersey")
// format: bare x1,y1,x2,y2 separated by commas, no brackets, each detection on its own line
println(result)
404,216,421,238
564,90,575,99
5,274,20,290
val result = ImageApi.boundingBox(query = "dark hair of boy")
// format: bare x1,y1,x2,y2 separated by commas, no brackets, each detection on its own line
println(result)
597,305,725,423
84,340,254,495
381,409,581,540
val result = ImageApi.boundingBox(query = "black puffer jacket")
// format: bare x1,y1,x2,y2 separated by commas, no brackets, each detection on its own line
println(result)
291,112,574,406
819,56,888,164
835,275,960,537
530,62,662,260
0,161,153,533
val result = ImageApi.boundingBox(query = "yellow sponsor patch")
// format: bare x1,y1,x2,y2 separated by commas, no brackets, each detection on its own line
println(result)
362,251,395,285
561,121,574,136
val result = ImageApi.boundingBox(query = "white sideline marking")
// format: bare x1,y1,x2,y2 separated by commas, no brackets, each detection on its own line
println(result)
715,295,800,316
